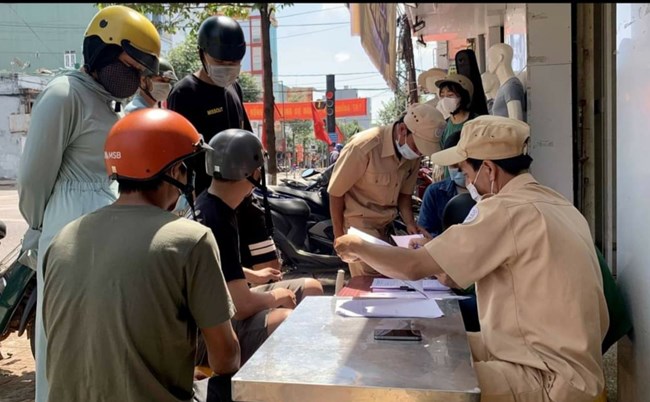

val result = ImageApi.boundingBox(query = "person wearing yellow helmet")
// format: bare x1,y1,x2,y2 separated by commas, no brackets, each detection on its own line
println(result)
16,5,160,402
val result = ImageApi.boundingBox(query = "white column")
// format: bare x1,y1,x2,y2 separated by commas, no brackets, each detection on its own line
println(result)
524,3,573,201
616,3,650,400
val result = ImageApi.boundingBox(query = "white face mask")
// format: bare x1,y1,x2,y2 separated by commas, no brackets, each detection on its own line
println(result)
394,134,420,160
466,164,484,202
439,96,461,117
151,81,172,102
207,64,241,87
466,164,496,202
436,99,451,120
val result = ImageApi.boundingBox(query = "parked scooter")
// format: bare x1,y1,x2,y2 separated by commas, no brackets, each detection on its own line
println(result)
254,166,345,273
0,221,37,358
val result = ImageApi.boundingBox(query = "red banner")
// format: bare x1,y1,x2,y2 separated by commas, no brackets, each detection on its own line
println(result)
244,98,368,121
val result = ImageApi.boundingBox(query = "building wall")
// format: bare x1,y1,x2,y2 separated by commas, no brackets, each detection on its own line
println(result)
0,3,98,72
0,95,23,179
616,4,650,400
239,12,279,100
516,3,574,201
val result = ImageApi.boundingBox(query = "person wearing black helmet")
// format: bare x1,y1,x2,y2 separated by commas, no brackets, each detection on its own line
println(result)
193,129,323,368
167,15,281,274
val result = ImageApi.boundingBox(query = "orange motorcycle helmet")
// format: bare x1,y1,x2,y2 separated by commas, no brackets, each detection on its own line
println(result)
104,108,211,181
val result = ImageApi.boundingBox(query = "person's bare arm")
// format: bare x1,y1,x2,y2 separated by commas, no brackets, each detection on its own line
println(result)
227,279,296,321
335,234,443,280
201,321,240,375
243,267,282,285
251,259,281,270
330,194,346,239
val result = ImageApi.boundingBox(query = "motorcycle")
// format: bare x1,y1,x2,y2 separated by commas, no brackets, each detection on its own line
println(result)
254,165,345,273
0,221,37,358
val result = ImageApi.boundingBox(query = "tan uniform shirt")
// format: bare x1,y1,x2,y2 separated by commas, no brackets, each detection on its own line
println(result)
328,124,419,229
425,173,608,402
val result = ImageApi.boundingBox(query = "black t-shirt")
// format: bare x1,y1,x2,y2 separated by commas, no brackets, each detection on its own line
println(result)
167,74,253,195
194,191,245,283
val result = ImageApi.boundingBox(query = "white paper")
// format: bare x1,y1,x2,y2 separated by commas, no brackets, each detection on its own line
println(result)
371,278,450,291
335,298,444,318
360,290,468,300
348,227,392,247
390,234,424,248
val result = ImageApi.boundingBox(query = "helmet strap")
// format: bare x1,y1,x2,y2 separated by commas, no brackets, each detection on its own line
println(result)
199,50,208,74
162,169,197,220
141,77,156,102
246,166,274,237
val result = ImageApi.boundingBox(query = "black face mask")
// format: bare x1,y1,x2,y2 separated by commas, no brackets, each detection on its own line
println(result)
96,60,141,99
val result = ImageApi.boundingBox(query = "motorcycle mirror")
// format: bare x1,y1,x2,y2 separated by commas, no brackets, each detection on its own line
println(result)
301,168,316,179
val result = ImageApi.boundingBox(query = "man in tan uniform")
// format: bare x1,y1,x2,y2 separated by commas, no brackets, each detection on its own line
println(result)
328,103,446,277
335,115,608,402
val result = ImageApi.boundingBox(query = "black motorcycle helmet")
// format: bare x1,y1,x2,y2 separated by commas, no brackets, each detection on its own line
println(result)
442,192,477,231
197,15,246,62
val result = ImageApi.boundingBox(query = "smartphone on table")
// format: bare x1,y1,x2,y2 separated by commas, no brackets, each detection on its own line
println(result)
373,328,423,341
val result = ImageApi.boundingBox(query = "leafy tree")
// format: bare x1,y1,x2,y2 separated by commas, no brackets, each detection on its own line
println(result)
238,72,262,103
376,95,407,126
166,32,200,78
337,120,362,140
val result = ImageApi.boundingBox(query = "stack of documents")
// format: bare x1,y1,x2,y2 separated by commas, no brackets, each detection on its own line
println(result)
335,298,444,318
367,278,469,301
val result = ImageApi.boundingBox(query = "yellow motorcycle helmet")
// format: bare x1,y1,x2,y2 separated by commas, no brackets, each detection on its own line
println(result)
83,5,161,74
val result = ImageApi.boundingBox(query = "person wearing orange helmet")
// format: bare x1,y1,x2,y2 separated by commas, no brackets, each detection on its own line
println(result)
42,109,240,401
16,6,161,401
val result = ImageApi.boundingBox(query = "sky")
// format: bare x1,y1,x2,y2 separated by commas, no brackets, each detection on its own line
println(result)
273,3,436,123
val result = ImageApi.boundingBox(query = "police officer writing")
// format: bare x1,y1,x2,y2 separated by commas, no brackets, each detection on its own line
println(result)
328,103,446,277
335,115,608,402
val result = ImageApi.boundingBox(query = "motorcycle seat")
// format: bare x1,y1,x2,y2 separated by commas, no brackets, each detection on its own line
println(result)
267,198,310,217
272,187,324,208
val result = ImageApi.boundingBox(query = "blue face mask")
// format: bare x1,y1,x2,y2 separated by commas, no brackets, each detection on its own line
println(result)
448,167,466,188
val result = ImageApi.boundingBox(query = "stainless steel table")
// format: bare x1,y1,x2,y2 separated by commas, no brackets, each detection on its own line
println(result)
232,296,480,402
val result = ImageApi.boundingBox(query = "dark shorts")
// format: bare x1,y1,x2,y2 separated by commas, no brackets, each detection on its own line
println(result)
195,279,307,367
231,279,307,364
236,195,278,267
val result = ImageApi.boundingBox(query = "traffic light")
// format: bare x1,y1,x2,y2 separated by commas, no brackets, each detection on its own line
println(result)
326,74,336,135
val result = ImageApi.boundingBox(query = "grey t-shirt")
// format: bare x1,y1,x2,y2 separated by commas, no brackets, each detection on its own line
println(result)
491,76,527,121
43,204,235,402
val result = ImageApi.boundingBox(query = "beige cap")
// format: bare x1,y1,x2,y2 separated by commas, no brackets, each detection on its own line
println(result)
435,73,474,100
403,103,446,157
418,68,447,94
430,115,530,166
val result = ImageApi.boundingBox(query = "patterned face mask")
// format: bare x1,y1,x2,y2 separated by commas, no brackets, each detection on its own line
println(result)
97,60,142,99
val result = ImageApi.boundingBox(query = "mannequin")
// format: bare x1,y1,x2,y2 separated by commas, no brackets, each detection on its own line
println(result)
486,43,526,121
418,68,447,107
481,72,499,114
